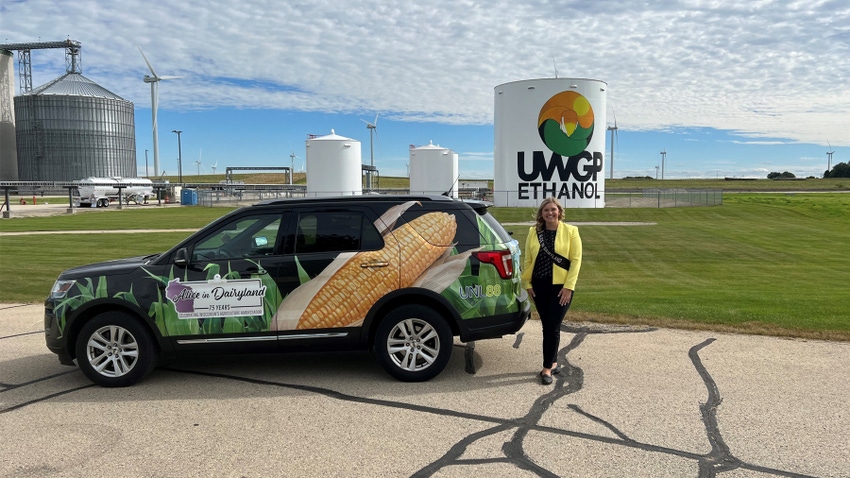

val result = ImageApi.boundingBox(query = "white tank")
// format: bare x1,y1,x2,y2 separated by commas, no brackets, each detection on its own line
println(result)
409,141,458,198
494,78,607,208
0,50,18,180
305,130,362,197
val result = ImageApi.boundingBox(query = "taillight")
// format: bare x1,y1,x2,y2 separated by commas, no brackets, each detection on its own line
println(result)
474,250,513,280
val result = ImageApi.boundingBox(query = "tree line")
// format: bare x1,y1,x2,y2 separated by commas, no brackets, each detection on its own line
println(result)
768,162,850,179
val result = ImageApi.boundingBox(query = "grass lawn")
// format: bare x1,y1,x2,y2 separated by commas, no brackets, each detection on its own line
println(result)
1,191,848,340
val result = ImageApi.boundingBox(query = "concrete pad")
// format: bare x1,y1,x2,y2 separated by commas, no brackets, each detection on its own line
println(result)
1,304,847,477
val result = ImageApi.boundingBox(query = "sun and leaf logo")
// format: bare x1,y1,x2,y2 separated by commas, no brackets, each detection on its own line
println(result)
537,90,595,157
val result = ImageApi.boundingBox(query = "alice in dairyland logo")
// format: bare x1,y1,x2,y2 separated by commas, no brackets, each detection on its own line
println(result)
516,90,603,201
165,275,267,319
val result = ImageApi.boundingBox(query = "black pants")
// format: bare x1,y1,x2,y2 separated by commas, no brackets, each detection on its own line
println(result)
532,278,572,369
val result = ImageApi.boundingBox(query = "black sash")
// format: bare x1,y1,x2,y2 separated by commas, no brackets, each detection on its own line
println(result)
537,230,571,270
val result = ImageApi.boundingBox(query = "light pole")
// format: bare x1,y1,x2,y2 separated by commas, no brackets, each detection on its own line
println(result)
607,122,618,180
172,130,183,183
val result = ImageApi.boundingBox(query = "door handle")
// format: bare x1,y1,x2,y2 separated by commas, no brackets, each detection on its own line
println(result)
361,261,389,269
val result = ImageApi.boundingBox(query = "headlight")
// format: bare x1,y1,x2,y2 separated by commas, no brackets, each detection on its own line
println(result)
50,279,77,299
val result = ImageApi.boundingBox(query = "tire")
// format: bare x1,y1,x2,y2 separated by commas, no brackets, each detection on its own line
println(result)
75,311,158,387
375,305,452,382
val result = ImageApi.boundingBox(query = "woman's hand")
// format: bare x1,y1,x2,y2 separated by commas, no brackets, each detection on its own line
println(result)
558,288,573,306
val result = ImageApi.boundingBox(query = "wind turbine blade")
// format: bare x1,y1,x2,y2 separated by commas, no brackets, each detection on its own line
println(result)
159,75,183,80
137,46,157,77
359,118,372,127
374,126,383,158
373,113,379,127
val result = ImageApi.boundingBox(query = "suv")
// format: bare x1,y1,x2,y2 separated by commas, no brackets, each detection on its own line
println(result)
45,195,530,386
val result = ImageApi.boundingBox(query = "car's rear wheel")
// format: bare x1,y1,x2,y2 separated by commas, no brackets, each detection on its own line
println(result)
75,311,157,387
376,305,452,382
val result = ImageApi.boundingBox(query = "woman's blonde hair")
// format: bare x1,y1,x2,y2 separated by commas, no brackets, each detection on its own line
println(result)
534,197,564,231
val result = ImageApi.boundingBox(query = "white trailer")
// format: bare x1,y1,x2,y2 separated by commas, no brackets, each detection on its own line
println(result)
74,177,155,208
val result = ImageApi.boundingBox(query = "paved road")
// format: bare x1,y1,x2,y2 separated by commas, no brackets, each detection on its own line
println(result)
1,303,848,477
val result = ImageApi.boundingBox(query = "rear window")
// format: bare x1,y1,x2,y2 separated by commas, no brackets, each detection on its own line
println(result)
478,210,514,243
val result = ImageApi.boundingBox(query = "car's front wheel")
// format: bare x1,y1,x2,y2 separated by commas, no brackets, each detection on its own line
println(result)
75,311,158,387
375,305,452,382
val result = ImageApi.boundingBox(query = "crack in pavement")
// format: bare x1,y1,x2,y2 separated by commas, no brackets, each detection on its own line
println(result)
0,328,823,477
411,329,815,477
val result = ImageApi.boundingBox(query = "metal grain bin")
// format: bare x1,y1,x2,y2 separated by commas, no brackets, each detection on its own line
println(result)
14,73,136,181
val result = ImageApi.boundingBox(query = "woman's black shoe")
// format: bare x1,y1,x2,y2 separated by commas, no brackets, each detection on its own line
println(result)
540,371,553,385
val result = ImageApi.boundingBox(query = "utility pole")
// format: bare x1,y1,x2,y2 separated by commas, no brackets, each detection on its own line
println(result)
172,130,183,183
660,150,667,180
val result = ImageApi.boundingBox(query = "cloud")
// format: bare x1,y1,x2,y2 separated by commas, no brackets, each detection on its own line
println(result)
4,0,850,150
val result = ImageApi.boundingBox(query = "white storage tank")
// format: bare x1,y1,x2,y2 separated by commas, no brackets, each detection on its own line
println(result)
0,50,18,180
305,130,362,196
494,78,607,208
409,141,459,198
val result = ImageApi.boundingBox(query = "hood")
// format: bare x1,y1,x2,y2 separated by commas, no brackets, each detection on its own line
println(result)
58,254,159,279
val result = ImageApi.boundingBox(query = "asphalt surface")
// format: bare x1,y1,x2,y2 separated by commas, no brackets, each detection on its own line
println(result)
1,303,848,478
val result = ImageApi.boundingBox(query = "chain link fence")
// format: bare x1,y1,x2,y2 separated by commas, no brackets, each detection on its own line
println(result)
194,187,722,208
487,189,722,208
604,189,723,207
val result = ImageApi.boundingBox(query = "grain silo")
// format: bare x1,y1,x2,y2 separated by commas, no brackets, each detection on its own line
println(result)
305,130,362,196
0,50,17,180
14,72,136,181
409,141,458,198
494,78,607,208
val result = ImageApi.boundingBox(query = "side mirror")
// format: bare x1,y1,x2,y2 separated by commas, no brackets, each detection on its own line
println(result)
254,236,269,247
174,247,189,267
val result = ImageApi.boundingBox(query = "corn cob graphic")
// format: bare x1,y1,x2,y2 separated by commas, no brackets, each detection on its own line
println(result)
271,205,458,331
295,212,456,329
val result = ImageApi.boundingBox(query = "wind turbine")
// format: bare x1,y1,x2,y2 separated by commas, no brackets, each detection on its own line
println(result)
289,150,301,185
210,160,218,175
827,140,835,172
195,149,203,175
360,114,378,189
138,47,181,179
607,110,619,180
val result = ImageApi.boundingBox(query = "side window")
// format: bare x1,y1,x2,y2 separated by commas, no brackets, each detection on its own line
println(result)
192,213,283,261
294,210,382,254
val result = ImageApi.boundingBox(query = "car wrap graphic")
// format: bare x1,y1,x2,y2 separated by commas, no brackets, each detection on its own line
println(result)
50,202,521,338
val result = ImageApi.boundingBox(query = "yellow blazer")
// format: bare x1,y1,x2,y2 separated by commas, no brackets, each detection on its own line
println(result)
521,222,582,290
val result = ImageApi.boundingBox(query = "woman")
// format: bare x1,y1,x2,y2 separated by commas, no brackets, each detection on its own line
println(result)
521,197,582,385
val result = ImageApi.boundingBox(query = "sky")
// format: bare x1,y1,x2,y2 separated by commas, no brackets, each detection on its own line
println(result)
2,0,849,180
